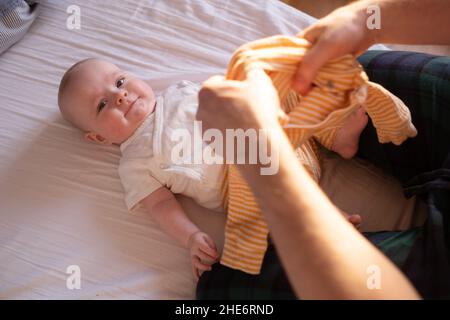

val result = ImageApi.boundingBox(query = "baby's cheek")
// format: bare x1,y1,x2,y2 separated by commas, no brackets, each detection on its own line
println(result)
119,117,131,130
129,99,148,119
138,81,154,98
108,115,128,134
116,122,132,140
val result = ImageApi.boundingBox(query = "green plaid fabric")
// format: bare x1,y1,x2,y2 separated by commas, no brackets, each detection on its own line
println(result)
366,229,421,268
197,239,296,300
358,51,450,299
196,51,450,300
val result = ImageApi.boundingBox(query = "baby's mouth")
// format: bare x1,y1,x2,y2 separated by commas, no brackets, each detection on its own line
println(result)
125,97,139,116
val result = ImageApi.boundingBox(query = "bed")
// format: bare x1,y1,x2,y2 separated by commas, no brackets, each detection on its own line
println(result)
0,0,421,299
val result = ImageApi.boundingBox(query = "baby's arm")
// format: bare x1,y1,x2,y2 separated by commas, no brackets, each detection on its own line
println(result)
140,187,218,280
141,187,199,247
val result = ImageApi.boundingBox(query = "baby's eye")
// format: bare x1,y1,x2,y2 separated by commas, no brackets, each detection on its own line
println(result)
97,99,107,113
116,77,125,88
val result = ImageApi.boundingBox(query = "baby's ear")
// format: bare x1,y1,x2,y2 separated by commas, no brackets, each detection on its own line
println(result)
84,132,111,145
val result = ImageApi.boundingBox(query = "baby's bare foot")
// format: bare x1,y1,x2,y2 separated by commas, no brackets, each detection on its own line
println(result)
340,209,362,230
332,107,369,159
347,214,362,230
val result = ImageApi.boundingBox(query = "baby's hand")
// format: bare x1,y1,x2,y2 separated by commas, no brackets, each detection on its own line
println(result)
187,231,218,281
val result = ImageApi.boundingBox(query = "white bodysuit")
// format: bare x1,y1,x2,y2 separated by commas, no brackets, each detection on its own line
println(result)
118,81,225,212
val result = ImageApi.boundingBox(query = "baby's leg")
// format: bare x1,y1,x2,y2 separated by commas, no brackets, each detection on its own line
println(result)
331,106,369,159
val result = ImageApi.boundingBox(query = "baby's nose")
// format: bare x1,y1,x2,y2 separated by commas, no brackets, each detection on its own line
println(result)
116,91,128,105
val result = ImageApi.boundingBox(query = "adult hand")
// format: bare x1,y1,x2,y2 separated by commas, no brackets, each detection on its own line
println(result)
197,69,283,133
293,4,376,95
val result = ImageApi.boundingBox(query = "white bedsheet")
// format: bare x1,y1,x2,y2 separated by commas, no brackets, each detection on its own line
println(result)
0,0,322,299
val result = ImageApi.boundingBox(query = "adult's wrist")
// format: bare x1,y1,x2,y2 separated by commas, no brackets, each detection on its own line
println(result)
330,0,379,53
363,1,382,46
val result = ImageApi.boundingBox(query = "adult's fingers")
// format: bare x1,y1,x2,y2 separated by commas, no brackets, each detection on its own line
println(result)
292,37,339,95
297,23,324,45
202,75,226,86
246,68,270,82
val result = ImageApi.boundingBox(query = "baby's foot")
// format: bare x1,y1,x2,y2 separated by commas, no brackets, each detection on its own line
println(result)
348,214,362,230
332,107,369,159
340,210,362,230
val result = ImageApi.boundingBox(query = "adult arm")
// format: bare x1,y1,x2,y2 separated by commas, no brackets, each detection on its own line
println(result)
197,70,420,299
294,0,450,94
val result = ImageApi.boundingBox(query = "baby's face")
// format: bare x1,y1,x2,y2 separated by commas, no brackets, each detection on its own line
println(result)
64,59,156,144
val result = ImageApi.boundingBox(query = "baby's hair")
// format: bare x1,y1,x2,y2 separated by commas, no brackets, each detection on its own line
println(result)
58,58,98,131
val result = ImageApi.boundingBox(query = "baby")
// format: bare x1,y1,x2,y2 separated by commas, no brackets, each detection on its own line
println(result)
58,58,364,280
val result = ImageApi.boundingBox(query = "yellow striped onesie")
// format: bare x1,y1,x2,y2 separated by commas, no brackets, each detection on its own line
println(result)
218,35,417,275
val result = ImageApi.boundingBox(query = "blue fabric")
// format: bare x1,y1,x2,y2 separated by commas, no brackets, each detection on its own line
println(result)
0,0,22,17
0,0,39,55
